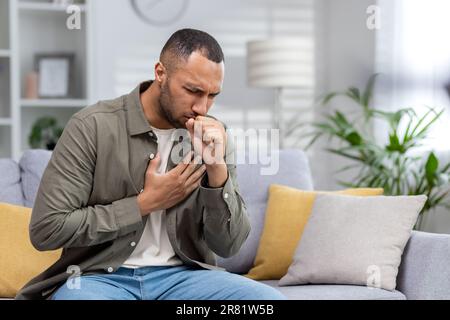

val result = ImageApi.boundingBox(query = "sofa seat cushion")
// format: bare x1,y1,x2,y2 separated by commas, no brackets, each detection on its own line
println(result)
260,281,406,300
0,203,62,298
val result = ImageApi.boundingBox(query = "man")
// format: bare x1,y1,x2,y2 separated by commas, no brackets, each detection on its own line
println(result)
16,29,285,300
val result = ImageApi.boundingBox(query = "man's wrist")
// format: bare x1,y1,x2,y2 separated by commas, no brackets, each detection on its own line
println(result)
205,163,228,188
136,194,147,216
137,193,156,217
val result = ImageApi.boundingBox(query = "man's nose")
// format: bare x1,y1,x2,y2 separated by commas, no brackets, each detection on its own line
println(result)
192,96,208,116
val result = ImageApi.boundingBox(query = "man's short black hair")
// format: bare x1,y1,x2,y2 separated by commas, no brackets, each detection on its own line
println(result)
160,28,224,73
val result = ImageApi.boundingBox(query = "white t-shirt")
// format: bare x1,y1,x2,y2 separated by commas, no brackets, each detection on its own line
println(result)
122,126,183,268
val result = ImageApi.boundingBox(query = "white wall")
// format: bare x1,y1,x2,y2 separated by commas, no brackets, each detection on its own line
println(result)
90,0,275,114
314,0,450,234
89,0,316,136
374,0,450,234
311,0,376,190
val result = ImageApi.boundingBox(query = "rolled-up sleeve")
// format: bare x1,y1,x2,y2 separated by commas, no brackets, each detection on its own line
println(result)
29,116,143,251
198,133,251,258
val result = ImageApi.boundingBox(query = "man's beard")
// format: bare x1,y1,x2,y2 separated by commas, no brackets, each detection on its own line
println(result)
158,81,184,129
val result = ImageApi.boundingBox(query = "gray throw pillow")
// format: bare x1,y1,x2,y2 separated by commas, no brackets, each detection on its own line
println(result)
279,194,427,291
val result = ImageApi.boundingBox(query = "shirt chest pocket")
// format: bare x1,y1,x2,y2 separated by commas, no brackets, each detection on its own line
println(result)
91,133,157,204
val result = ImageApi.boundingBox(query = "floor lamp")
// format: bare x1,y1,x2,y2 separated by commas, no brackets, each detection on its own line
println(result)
247,38,314,148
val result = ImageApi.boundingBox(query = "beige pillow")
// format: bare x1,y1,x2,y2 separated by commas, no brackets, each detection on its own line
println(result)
279,194,427,291
245,186,384,280
0,203,62,298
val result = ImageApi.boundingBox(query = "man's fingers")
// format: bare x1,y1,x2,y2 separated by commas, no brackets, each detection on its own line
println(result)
185,164,206,186
186,118,195,136
203,128,224,144
171,151,193,175
186,118,227,160
184,174,203,196
180,155,203,179
195,116,215,123
190,119,225,144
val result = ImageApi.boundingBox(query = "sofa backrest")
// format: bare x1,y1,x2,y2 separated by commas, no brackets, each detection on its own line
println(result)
19,150,53,208
0,159,24,206
217,149,314,274
1,149,315,275
0,150,52,208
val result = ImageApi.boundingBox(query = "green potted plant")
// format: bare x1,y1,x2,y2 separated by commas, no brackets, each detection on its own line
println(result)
29,117,64,151
290,74,450,230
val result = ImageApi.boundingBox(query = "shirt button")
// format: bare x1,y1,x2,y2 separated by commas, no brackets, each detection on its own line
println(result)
149,153,155,160
131,242,136,247
224,193,229,200
107,267,114,273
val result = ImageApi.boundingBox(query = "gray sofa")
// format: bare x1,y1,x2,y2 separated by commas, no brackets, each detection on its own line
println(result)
1,149,449,300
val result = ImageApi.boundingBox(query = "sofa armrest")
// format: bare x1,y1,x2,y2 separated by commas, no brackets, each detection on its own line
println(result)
397,231,450,300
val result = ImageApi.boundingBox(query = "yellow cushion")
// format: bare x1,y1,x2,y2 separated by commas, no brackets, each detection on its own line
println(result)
244,186,384,280
0,203,61,298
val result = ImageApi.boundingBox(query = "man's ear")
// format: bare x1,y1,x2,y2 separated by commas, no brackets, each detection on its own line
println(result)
155,62,167,85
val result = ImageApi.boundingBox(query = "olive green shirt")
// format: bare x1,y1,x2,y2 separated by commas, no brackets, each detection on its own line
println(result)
16,81,250,300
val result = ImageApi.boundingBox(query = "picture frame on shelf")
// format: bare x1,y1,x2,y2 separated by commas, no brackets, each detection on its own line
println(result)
35,53,75,99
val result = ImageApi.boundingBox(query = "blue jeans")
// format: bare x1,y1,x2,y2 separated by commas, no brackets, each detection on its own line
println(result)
51,265,286,300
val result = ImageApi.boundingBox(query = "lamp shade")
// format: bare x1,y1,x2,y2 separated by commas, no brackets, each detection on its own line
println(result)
247,37,314,88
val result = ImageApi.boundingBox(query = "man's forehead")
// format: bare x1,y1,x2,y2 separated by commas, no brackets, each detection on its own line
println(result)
175,52,224,89
186,80,221,92
181,69,223,93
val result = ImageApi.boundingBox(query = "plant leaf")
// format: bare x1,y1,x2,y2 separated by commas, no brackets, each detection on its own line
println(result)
321,92,340,105
425,152,439,185
345,131,363,146
326,148,363,162
409,107,443,140
362,74,379,107
346,87,361,104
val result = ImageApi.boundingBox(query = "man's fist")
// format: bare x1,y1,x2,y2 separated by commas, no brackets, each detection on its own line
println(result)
185,116,227,165
185,116,228,188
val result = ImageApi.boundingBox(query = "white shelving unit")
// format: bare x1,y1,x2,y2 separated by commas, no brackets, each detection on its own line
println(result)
0,0,12,158
0,118,12,126
21,99,90,108
0,50,11,57
1,0,94,161
18,1,87,11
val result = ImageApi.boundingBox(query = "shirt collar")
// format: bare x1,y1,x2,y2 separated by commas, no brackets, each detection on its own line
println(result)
126,80,155,137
